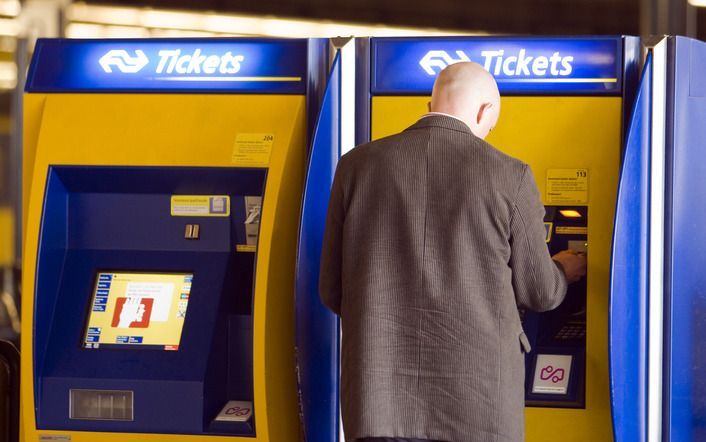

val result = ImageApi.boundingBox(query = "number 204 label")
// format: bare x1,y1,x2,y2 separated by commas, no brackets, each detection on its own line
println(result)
232,133,275,167
546,169,589,204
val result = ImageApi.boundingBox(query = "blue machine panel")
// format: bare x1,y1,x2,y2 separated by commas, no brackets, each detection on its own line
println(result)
26,38,308,93
371,37,623,95
665,36,706,441
609,54,651,442
295,53,341,442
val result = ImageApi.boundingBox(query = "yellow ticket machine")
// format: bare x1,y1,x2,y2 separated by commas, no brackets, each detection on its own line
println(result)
21,38,340,442
356,36,640,441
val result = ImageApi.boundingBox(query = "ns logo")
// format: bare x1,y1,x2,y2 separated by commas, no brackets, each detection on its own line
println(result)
418,50,470,75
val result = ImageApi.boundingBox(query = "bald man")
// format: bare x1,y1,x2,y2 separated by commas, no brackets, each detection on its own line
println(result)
320,62,586,442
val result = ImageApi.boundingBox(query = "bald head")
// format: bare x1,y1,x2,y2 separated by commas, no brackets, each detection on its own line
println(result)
430,62,500,139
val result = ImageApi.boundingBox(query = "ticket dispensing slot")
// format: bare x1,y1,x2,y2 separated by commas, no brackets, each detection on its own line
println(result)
522,206,587,408
35,167,265,435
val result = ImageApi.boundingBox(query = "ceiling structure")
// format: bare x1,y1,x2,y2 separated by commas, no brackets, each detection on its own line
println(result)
82,0,706,39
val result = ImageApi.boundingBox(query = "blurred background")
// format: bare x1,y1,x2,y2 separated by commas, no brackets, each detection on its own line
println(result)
0,0,704,344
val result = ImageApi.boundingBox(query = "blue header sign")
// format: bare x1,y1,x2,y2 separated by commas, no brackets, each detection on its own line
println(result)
371,37,624,95
26,38,308,93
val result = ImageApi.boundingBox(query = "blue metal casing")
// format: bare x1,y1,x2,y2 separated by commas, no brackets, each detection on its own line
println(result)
35,167,263,435
664,36,706,441
295,52,342,442
609,53,652,442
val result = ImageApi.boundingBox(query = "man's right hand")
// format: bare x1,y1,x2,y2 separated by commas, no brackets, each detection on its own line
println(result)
552,250,587,284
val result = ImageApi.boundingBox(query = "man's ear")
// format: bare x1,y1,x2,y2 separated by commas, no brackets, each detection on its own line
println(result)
477,102,493,125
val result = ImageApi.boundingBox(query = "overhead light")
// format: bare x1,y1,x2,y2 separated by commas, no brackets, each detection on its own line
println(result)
559,209,583,218
65,3,481,38
0,60,17,89
688,0,706,6
0,0,19,18
0,17,19,37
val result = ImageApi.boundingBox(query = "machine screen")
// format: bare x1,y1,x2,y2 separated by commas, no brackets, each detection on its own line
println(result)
83,271,193,351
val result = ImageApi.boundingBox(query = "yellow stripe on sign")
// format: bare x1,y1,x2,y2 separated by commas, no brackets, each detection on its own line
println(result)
499,78,618,83
156,76,302,82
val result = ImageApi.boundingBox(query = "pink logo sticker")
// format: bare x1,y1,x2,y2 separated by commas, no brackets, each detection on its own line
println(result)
540,365,566,383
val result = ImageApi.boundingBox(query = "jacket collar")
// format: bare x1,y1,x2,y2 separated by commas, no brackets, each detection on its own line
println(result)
405,113,475,135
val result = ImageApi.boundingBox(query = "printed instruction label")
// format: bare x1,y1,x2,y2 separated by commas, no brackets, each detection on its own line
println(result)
39,436,72,441
546,169,588,204
555,226,588,236
171,195,230,217
236,244,257,253
232,133,274,167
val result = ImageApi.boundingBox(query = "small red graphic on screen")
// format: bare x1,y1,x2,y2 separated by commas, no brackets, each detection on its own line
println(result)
111,297,153,328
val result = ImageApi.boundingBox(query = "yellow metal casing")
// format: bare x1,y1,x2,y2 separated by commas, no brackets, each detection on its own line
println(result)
22,93,307,442
0,206,12,266
371,95,621,442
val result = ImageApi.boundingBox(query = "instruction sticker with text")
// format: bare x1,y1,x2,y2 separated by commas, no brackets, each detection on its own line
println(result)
232,133,274,167
171,195,230,217
546,169,588,204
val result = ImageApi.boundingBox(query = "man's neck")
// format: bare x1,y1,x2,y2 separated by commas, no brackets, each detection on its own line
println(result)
421,112,471,128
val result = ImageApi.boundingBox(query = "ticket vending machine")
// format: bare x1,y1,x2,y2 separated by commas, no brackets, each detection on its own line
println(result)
21,38,339,442
356,36,640,441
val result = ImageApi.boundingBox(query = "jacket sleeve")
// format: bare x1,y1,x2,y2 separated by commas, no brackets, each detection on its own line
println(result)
509,165,568,312
319,165,345,316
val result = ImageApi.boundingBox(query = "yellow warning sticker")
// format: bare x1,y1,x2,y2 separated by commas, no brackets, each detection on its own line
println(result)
546,169,588,204
555,226,588,235
232,133,274,167
544,222,553,243
171,195,230,217
236,244,257,253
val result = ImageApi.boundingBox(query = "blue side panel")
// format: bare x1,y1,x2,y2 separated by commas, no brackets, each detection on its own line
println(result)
295,53,341,442
665,36,706,442
355,37,371,145
33,170,69,400
621,36,642,151
306,39,329,147
609,54,651,442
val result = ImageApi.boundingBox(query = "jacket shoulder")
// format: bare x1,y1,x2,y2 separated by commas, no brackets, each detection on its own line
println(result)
477,138,527,172
336,132,408,170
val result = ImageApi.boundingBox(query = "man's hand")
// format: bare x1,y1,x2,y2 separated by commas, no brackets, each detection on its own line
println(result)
552,250,587,284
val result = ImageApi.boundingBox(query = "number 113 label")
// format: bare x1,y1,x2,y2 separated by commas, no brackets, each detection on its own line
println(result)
546,168,589,204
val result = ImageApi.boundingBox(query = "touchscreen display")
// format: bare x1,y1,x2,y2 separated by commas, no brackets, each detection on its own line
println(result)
83,272,192,351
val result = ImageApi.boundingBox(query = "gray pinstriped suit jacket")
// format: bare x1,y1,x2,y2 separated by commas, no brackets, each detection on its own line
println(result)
319,115,568,442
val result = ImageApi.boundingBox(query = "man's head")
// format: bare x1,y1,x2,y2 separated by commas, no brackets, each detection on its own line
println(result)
429,62,500,139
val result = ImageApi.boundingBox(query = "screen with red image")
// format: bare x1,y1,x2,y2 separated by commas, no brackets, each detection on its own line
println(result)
111,297,154,328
